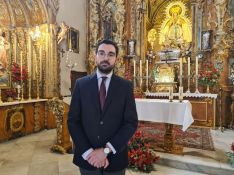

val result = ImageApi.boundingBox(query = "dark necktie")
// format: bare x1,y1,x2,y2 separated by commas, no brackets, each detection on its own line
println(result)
99,77,107,110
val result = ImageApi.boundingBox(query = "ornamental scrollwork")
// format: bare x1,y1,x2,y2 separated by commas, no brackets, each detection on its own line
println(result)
48,97,64,145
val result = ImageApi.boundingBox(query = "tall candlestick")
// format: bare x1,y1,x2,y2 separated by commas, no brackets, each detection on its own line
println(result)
20,51,23,82
146,60,149,92
139,60,142,77
20,51,24,101
28,36,32,99
146,60,148,78
188,57,190,76
169,87,173,102
140,60,142,87
180,57,183,76
196,56,198,76
39,46,42,82
179,86,183,102
133,60,136,77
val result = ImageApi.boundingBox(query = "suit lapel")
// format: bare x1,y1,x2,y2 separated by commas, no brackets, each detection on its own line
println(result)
89,73,101,114
102,74,118,116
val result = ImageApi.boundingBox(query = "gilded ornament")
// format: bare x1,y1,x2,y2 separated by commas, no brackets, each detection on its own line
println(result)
10,111,24,132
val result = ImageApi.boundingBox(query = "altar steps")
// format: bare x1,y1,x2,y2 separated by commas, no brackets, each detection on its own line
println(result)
155,129,234,175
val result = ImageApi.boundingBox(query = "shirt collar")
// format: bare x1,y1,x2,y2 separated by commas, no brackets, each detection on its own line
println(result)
96,69,113,80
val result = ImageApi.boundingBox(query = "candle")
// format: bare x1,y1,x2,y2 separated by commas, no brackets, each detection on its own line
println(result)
180,57,183,76
188,57,190,76
133,60,136,77
196,56,198,75
146,60,148,78
139,60,142,77
28,36,32,99
146,60,149,88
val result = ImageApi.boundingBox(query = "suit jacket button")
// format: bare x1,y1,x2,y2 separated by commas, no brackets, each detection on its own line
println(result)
100,121,104,125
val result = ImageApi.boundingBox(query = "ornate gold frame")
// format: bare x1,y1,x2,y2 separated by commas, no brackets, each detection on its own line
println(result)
67,27,79,53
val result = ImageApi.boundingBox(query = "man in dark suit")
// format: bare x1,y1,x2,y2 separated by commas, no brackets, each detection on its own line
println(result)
68,39,138,175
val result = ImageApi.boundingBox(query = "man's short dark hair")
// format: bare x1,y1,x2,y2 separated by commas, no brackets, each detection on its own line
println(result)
96,39,119,57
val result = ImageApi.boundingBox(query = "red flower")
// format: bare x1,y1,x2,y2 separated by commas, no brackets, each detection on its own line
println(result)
128,131,160,173
231,142,234,152
11,62,28,83
198,61,220,87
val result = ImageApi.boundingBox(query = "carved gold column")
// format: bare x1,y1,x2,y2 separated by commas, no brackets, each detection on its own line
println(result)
48,98,72,153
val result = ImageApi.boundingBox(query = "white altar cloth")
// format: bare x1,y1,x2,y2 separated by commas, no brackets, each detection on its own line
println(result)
135,99,194,131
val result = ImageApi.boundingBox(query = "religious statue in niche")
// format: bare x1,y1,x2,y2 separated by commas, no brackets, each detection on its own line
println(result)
102,6,117,40
148,29,157,50
0,30,9,69
201,30,212,50
0,29,10,87
159,1,192,47
127,39,136,56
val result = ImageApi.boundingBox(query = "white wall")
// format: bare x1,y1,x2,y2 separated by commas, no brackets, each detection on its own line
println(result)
57,0,87,96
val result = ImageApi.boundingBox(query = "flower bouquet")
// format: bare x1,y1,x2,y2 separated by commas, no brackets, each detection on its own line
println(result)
128,131,160,173
11,62,28,84
198,61,220,87
226,142,234,167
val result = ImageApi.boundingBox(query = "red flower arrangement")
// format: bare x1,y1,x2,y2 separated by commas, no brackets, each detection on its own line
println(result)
226,142,234,167
198,61,220,87
11,62,28,83
128,131,160,173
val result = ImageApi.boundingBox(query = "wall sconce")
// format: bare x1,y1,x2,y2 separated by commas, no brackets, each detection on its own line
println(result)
30,26,41,41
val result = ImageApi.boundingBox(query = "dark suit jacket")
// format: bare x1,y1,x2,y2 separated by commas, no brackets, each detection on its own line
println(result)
67,73,138,172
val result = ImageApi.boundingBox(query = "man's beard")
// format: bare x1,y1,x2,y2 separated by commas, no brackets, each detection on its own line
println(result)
97,61,114,74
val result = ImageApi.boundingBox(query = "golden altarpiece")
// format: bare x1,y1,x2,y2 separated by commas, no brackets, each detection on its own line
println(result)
86,0,234,130
0,0,72,152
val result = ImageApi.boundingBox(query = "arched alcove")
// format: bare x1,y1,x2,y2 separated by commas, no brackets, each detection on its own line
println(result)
0,0,60,99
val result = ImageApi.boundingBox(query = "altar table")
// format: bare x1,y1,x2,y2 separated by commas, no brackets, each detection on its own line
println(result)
135,99,194,131
135,98,194,154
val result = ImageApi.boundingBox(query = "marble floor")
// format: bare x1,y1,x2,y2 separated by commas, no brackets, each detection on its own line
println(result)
0,128,234,175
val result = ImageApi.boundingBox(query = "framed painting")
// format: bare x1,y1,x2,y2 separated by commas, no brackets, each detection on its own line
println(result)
67,27,79,53
201,30,213,51
0,30,11,89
